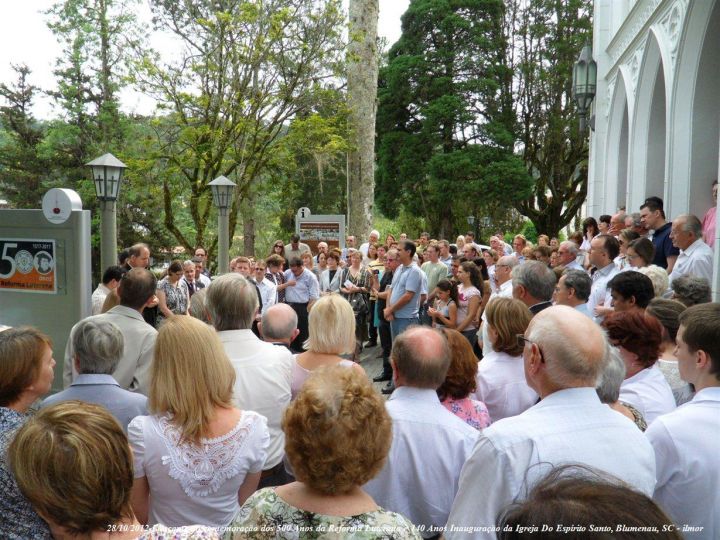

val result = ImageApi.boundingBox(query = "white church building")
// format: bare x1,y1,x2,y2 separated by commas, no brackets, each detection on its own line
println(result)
588,0,719,296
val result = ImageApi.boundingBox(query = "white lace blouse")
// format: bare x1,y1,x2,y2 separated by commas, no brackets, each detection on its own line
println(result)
128,411,269,527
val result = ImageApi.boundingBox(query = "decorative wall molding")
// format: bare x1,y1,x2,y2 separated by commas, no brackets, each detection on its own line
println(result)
605,76,617,118
608,0,663,65
659,0,688,68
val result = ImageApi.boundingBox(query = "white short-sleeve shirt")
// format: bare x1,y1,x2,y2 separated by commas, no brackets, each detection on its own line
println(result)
475,350,539,421
128,411,269,527
645,387,720,539
619,364,676,426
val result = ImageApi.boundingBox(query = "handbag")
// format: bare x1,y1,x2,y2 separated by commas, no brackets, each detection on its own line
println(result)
343,269,369,316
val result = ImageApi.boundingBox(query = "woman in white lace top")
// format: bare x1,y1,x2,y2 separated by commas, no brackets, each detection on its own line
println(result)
128,316,270,528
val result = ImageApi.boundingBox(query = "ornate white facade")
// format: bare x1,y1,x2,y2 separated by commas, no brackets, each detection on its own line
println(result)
588,0,718,219
588,0,720,298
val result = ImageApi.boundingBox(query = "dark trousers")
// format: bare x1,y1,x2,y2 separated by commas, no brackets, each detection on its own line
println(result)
368,300,378,342
379,318,392,376
288,302,309,353
257,463,292,489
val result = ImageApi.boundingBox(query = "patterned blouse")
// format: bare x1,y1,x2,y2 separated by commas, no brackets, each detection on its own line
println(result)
0,408,52,539
226,487,421,539
266,271,287,303
441,397,492,430
157,277,189,321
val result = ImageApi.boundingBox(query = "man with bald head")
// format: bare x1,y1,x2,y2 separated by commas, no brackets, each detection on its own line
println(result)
259,303,299,351
364,326,478,537
446,307,657,539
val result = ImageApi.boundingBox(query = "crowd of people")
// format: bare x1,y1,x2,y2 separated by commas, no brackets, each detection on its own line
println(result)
0,190,719,539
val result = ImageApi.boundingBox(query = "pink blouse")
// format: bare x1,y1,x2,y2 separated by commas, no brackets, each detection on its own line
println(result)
441,396,492,430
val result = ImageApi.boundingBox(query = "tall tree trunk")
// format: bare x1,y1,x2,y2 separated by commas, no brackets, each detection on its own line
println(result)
347,0,379,240
241,191,256,256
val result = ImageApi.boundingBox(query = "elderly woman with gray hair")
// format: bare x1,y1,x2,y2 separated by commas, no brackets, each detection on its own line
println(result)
42,319,148,432
596,347,647,431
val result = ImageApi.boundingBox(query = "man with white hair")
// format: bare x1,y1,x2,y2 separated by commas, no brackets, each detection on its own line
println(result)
205,273,293,487
668,214,713,285
313,241,329,264
365,326,478,537
557,240,584,271
479,256,517,354
359,230,380,258
511,260,556,315
553,269,592,317
44,319,147,432
446,306,657,539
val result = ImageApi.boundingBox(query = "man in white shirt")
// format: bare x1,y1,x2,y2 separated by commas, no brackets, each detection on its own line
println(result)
205,273,293,487
446,306,656,539
553,269,592,317
668,214,713,285
313,241,328,264
479,255,517,354
64,268,158,395
91,265,123,314
587,234,620,322
193,257,211,288
557,240,584,271
359,229,380,258
364,327,478,537
645,303,720,539
181,259,202,297
252,260,276,315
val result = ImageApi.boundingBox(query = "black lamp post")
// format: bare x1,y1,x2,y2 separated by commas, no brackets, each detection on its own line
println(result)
209,176,236,274
86,153,127,274
572,44,597,134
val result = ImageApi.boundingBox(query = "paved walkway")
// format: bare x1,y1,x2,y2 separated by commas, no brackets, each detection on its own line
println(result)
357,343,392,396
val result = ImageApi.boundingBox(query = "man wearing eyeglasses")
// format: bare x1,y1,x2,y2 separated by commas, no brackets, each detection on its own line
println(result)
479,256,518,354
446,306,656,539
556,240,584,271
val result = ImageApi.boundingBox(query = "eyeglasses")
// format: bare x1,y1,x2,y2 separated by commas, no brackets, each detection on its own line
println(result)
516,334,545,363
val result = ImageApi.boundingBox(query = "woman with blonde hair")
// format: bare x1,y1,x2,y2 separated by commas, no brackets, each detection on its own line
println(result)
9,401,218,539
476,298,538,421
228,367,419,538
437,329,491,430
128,316,269,527
291,294,365,398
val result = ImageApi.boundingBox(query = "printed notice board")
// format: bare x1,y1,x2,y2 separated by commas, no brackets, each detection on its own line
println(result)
0,239,57,294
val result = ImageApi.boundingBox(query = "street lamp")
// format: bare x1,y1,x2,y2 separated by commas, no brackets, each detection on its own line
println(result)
572,44,597,134
209,175,236,274
466,215,478,242
86,153,127,275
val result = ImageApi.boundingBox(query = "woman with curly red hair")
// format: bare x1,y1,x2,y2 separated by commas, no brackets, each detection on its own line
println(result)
227,366,420,538
602,311,676,425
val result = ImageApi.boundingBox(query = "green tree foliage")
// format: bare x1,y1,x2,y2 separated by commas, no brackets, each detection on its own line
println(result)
507,0,592,236
0,65,53,208
133,0,345,257
375,0,533,239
